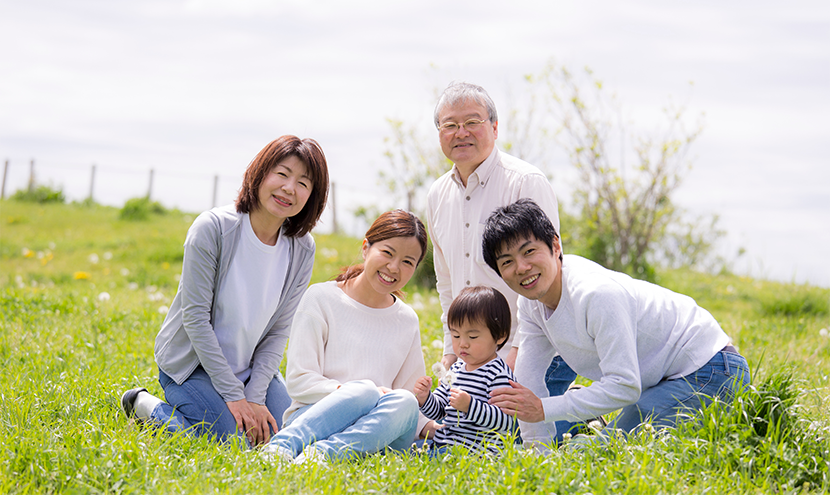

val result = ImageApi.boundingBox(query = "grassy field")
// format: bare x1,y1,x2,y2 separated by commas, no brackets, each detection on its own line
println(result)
1,200,828,494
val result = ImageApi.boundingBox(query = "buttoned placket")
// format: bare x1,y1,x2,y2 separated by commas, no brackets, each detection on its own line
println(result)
461,172,487,288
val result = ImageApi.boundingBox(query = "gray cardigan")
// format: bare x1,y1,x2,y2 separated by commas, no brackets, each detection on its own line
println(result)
154,204,315,404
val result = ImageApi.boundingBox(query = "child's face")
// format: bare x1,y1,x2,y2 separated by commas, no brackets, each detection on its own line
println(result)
449,317,505,371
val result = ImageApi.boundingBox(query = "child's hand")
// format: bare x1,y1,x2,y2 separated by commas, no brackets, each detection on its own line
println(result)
449,388,471,413
413,376,432,406
419,420,443,440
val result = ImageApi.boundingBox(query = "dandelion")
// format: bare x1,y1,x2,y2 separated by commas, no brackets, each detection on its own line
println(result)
148,291,165,302
444,371,457,386
562,433,572,442
97,292,111,302
158,305,169,314
103,251,113,260
48,242,56,250
820,328,829,338
22,248,33,258
36,251,44,259
74,271,91,280
41,252,54,266
431,339,443,349
120,268,130,276
432,362,446,378
643,423,654,434
411,300,425,311
128,282,139,290
588,420,603,431
162,262,170,270
88,253,99,264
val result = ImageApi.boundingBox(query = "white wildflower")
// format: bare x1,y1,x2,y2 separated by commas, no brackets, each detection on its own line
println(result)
158,305,169,314
88,253,99,264
444,370,457,386
411,300,425,311
431,362,446,378
148,291,165,302
643,423,654,433
562,433,572,442
97,292,111,302
36,251,44,259
146,285,157,293
21,247,32,257
120,268,130,276
127,282,139,290
588,420,603,431
820,328,829,338
431,339,443,349
103,251,113,260
48,242,56,250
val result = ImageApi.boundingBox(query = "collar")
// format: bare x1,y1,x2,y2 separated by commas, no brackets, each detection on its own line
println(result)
450,147,500,188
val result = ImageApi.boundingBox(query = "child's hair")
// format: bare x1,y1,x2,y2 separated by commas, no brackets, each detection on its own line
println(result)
447,286,511,350
335,209,428,299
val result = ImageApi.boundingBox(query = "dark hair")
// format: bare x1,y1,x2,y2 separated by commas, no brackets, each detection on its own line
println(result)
447,286,511,350
482,198,561,277
336,209,428,299
235,135,329,238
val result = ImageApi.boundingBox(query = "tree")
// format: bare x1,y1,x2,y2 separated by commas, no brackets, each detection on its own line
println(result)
525,62,720,279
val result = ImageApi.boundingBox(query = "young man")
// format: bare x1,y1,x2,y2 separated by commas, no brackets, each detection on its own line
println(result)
425,82,579,441
482,199,750,446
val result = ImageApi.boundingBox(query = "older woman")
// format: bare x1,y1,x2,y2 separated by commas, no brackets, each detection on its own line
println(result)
121,135,329,447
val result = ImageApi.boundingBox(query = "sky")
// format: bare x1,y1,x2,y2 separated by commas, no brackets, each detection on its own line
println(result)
1,0,828,287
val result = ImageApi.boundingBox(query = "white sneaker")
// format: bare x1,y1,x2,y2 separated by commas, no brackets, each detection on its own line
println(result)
260,444,294,464
293,446,327,466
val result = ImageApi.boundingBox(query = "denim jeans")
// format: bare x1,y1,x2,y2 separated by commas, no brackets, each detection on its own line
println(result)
266,379,419,461
609,349,751,433
545,355,579,442
153,366,291,443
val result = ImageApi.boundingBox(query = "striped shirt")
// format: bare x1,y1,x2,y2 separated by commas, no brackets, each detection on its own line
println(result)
420,357,518,456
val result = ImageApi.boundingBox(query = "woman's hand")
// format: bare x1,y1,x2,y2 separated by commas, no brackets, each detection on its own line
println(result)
419,420,443,440
448,388,471,413
227,399,276,446
249,402,279,446
413,376,432,406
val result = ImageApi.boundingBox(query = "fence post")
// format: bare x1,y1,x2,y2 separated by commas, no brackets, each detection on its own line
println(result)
147,168,154,199
28,159,35,193
88,164,96,202
330,181,339,234
212,174,219,208
1,160,8,199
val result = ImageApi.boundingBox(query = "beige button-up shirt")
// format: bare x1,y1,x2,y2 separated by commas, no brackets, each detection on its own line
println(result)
426,147,561,357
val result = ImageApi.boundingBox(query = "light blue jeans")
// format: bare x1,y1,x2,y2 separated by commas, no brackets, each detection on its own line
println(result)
545,355,579,442
153,366,291,443
266,379,419,461
608,348,751,433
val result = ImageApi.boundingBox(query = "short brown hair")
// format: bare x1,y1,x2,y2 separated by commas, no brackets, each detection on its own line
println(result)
235,135,329,238
447,286,511,350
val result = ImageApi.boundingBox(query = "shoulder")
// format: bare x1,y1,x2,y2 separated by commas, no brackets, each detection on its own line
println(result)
393,298,421,326
186,205,241,243
427,169,457,201
563,255,631,306
495,150,547,178
289,231,316,255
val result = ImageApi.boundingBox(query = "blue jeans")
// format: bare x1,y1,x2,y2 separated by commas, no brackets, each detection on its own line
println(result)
266,380,419,461
545,355,579,442
153,366,291,443
609,349,751,433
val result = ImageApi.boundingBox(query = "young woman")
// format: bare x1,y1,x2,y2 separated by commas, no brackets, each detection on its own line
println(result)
262,209,430,464
121,135,329,447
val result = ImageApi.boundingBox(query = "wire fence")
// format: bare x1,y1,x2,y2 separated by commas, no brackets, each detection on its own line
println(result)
0,158,381,237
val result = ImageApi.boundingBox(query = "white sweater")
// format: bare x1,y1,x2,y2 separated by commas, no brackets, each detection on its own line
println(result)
515,255,729,429
283,281,427,435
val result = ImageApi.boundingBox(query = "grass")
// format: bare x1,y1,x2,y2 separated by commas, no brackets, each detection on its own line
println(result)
1,199,829,494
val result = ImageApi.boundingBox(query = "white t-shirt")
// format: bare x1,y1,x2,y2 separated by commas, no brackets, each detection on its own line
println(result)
214,213,289,382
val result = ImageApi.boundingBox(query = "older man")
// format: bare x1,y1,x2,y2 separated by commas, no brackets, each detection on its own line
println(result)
425,81,579,441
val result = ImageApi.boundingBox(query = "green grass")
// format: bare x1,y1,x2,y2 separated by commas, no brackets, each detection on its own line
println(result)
1,200,828,494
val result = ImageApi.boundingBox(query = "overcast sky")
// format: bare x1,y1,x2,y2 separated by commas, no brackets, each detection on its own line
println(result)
1,0,828,287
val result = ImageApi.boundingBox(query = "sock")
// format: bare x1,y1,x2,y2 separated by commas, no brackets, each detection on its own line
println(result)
133,391,164,419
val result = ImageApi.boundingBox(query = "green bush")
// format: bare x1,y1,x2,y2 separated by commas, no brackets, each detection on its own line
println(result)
119,197,167,221
11,184,65,204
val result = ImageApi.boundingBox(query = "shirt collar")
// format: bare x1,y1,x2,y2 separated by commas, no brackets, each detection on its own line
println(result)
451,147,500,188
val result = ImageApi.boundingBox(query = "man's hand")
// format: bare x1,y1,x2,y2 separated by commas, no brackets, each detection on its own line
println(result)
420,420,443,440
441,353,457,371
448,388,471,413
505,346,519,370
413,376,432,406
488,380,545,423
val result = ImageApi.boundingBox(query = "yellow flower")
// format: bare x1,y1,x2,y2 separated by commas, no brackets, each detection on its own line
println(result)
22,248,34,258
74,271,90,280
162,262,170,270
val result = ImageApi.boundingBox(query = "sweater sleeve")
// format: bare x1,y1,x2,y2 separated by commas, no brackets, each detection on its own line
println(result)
283,288,343,405
245,236,315,404
179,211,245,402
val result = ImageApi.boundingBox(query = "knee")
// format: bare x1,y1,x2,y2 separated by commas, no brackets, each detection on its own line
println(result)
384,389,419,421
338,380,382,405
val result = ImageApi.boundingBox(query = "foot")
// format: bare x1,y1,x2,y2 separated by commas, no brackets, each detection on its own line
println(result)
120,387,148,420
294,446,327,466
260,444,295,464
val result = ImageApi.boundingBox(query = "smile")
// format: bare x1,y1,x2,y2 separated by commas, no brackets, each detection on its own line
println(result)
378,272,396,284
520,274,540,287
272,195,292,207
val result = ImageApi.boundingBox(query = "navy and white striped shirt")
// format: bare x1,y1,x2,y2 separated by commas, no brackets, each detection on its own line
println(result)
420,357,518,456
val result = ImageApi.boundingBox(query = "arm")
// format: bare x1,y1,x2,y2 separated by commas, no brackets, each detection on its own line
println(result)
460,367,518,433
419,383,449,421
245,236,315,404
426,193,457,368
178,212,246,402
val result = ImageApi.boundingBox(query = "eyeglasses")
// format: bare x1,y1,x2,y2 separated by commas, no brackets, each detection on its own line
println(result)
437,118,489,135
